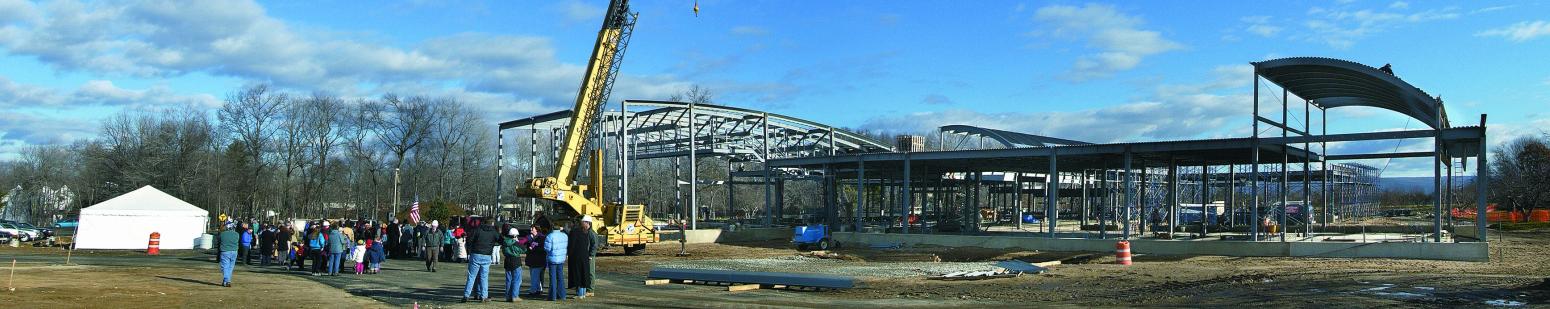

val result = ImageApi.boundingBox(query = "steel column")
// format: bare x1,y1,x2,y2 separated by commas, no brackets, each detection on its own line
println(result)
1303,99,1312,237
1433,130,1443,243
1228,164,1236,228
1168,157,1178,237
1081,170,1090,228
856,156,865,233
1015,172,1024,231
1165,156,1178,236
1321,107,1329,230
1476,114,1488,242
1251,70,1261,241
1047,148,1059,238
762,113,771,227
902,153,912,234
689,102,699,230
496,126,504,214
1123,150,1133,239
1280,88,1289,242
1201,164,1209,237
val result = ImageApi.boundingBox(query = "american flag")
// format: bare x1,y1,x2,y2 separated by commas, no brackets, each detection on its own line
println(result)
409,199,421,224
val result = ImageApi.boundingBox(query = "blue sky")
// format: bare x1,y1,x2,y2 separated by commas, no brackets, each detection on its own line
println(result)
1,0,1548,177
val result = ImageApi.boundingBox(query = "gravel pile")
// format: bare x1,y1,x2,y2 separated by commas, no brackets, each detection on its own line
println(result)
653,256,1001,279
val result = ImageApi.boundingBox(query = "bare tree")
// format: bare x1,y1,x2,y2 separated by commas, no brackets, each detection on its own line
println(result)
371,94,437,216
218,85,288,218
667,84,714,104
300,93,344,218
428,99,478,200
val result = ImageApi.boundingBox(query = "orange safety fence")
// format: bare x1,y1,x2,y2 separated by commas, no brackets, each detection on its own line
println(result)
1453,208,1539,223
1532,210,1550,223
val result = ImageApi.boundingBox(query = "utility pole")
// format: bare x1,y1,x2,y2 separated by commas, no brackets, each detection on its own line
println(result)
393,167,401,220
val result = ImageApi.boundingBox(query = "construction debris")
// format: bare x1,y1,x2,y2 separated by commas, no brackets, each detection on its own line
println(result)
929,270,1020,281
798,250,843,259
927,260,1048,281
646,267,857,290
994,260,1049,274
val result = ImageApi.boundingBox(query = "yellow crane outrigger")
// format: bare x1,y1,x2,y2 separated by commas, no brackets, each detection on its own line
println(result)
513,0,656,254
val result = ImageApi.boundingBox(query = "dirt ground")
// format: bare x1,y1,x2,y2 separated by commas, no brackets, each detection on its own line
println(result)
0,262,382,308
2,230,1548,308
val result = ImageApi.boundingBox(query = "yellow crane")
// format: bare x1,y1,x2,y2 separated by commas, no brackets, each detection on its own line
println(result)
514,0,657,255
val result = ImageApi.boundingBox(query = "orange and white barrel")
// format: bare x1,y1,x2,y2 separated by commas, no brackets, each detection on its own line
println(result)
148,232,161,255
1115,240,1132,265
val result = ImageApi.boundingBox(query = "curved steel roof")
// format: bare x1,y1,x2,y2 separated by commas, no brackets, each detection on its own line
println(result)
938,125,1091,148
499,100,894,162
1252,57,1448,129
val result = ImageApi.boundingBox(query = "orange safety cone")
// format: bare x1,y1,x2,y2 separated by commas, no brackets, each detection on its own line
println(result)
1115,240,1132,266
147,232,161,255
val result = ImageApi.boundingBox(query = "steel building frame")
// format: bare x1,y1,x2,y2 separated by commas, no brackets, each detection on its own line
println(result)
496,57,1488,249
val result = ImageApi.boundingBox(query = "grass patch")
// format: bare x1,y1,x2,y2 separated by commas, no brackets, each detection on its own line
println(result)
1492,222,1550,231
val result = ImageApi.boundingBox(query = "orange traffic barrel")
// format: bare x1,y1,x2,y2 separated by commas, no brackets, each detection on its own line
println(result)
148,232,161,255
1115,240,1132,266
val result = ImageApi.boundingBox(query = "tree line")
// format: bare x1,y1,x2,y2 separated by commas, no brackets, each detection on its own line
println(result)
0,85,500,224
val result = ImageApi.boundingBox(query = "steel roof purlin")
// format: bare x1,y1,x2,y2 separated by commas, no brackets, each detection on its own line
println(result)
498,100,896,162
1252,57,1449,129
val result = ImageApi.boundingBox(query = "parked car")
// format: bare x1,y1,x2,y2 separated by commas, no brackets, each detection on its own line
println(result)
0,223,39,241
0,230,12,242
13,222,51,238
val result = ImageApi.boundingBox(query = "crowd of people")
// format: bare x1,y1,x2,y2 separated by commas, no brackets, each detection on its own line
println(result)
212,213,604,302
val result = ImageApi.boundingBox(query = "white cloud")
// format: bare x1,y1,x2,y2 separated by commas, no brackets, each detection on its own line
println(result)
0,0,697,122
72,80,221,110
1032,4,1182,81
1389,1,1410,9
0,76,238,154
1300,6,1459,49
861,65,1251,143
0,112,97,148
560,0,602,23
0,76,64,107
1471,5,1513,14
1242,16,1281,37
1477,20,1550,42
0,0,40,24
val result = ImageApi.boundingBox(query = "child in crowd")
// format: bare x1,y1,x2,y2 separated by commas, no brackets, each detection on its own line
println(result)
352,240,367,274
367,238,386,274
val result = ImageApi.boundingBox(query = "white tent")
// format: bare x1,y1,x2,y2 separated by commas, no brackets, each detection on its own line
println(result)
75,186,210,250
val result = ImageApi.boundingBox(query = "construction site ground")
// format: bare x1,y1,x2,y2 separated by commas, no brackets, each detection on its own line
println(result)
2,230,1548,308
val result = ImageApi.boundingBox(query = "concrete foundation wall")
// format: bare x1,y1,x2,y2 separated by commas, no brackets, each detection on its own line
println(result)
660,228,793,244
834,232,1488,262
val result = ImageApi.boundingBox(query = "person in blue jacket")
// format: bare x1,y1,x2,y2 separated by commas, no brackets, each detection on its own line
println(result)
238,222,254,265
308,224,326,276
544,224,569,301
326,221,346,276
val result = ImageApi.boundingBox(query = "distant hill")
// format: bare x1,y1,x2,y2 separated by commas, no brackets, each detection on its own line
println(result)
1380,176,1474,194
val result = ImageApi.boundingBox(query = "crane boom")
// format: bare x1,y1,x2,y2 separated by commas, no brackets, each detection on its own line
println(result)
514,0,657,254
